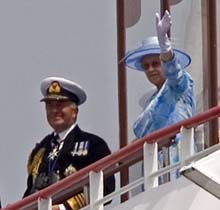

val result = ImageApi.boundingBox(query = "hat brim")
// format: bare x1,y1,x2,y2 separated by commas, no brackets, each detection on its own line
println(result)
124,46,191,71
40,95,70,102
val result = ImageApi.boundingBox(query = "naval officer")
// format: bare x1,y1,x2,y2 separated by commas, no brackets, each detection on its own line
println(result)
23,77,115,210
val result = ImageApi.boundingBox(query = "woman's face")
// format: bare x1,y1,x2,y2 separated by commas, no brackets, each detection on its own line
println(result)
141,54,165,89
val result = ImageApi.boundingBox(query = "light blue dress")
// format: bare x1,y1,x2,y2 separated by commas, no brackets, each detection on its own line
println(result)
133,54,195,181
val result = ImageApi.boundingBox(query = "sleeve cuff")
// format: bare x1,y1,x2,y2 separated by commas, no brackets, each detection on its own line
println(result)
59,204,66,210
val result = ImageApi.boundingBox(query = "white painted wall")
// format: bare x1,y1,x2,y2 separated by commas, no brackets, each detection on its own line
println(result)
0,1,118,206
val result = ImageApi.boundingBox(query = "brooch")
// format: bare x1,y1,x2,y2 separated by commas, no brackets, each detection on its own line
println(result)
64,164,76,176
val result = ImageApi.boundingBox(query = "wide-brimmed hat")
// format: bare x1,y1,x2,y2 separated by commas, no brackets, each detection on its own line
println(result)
40,77,87,105
124,36,191,71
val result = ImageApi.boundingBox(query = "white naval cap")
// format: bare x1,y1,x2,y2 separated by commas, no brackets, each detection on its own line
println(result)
40,76,87,105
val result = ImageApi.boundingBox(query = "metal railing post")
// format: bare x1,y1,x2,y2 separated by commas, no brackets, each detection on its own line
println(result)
38,197,52,210
89,171,104,210
180,127,195,162
143,142,158,190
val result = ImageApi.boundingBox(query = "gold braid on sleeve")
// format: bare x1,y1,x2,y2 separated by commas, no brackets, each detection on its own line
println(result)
64,192,87,210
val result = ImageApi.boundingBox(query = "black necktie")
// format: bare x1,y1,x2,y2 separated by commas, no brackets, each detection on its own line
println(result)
52,134,60,146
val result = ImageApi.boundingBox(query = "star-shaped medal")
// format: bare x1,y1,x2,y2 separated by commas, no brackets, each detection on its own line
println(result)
48,147,59,160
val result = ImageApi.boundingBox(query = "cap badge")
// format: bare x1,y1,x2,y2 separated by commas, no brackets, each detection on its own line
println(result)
48,82,61,94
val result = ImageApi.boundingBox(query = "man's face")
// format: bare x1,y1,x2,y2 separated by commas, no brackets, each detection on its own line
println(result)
45,100,78,133
141,54,165,89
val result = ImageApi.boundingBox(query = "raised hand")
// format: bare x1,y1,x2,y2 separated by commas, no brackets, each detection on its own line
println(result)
155,10,172,54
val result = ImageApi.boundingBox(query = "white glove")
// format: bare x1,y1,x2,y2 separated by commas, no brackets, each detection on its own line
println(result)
155,10,172,53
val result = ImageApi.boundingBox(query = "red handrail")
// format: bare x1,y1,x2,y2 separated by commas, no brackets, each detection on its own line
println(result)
2,106,220,210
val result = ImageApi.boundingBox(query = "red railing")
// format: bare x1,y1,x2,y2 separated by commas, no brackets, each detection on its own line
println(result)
2,106,220,210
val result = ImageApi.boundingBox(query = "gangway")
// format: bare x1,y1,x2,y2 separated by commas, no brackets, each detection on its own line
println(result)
1,106,220,210
181,147,220,199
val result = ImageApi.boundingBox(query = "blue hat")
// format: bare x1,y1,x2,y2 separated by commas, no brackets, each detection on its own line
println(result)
40,77,87,105
124,36,191,71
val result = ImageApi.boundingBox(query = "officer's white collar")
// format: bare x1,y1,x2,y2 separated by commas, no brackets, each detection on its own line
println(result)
55,122,77,141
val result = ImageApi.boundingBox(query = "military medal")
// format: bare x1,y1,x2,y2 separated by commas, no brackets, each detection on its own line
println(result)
71,141,89,156
77,142,84,155
48,141,64,160
71,142,78,156
82,149,88,156
82,141,88,156
48,147,59,160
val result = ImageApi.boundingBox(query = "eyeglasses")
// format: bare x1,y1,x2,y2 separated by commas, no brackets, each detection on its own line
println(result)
142,61,161,70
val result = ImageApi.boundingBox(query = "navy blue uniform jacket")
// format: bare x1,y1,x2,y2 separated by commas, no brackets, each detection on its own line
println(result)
23,125,115,209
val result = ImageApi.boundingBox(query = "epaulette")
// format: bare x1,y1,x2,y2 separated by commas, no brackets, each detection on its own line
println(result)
27,134,52,176
27,148,46,179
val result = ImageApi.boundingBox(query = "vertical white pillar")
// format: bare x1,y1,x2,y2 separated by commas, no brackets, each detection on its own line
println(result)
38,197,52,210
89,171,104,210
83,185,90,205
180,126,195,161
143,142,158,190
195,124,205,152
